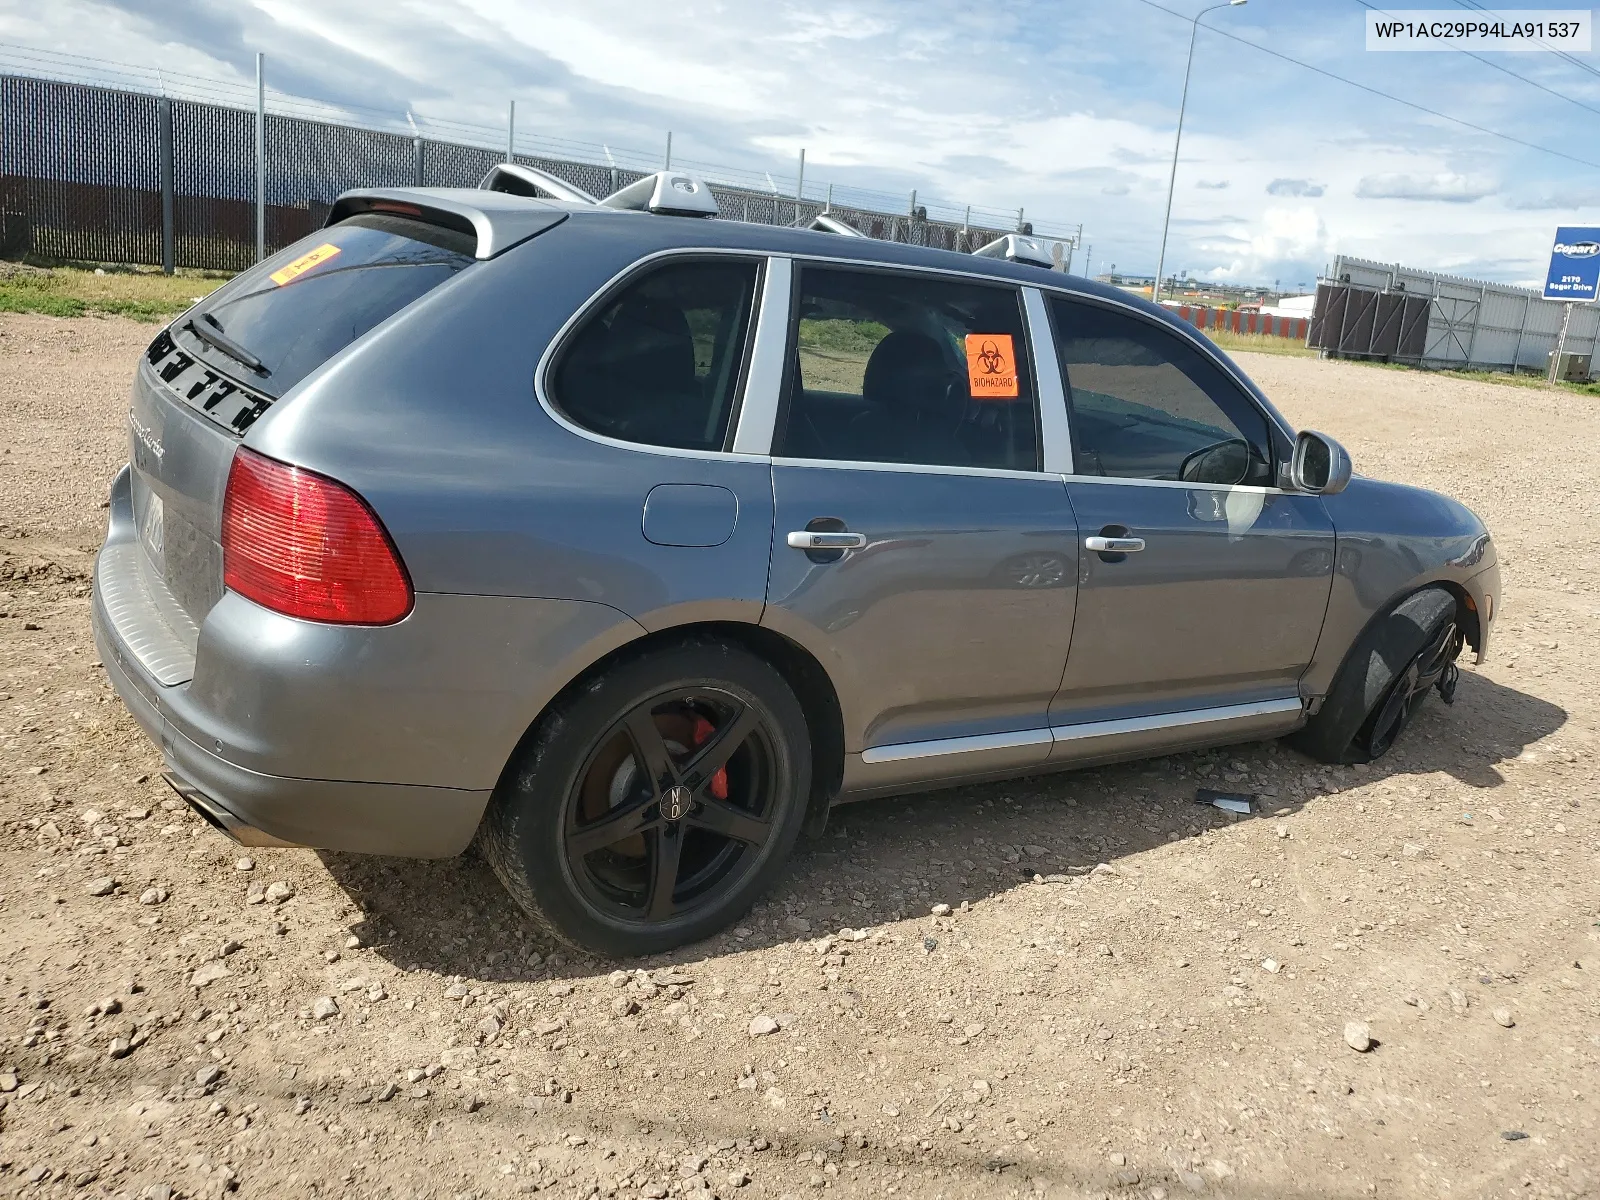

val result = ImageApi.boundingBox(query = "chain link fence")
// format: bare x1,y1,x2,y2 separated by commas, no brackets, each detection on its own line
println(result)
0,73,1044,272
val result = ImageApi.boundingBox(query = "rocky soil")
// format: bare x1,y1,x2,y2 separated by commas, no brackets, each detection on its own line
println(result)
0,314,1595,1199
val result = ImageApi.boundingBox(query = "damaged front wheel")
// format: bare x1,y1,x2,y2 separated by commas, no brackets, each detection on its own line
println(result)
1290,586,1464,765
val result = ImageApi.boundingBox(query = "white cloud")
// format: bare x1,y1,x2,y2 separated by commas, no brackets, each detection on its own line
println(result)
1355,172,1494,203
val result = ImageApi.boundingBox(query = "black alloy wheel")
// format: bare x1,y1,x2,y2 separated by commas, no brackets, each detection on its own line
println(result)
1356,618,1463,759
482,639,811,956
563,687,778,925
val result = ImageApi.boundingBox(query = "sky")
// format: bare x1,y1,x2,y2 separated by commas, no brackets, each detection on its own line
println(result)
4,0,1600,290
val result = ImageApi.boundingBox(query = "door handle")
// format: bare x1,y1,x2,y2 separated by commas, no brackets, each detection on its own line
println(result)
787,531,867,550
1084,535,1145,553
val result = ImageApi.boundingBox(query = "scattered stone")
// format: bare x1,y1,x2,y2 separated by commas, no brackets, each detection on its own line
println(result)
445,982,470,999
476,1015,503,1039
931,903,951,917
345,934,361,949
221,939,244,956
107,1037,132,1059
195,1065,222,1087
549,982,575,997
377,1082,398,1101
190,962,232,989
311,996,340,1020
0,1072,18,1092
1344,1020,1372,1052
463,1094,484,1113
728,1170,750,1188
366,984,387,1002
1493,1007,1515,1028
1109,1152,1126,1167
1261,959,1280,974
748,1015,780,1037
264,881,293,904
86,876,116,897
138,887,167,906
235,857,254,872
293,1096,312,1115
784,915,812,933
1501,1130,1529,1141
1448,987,1469,1012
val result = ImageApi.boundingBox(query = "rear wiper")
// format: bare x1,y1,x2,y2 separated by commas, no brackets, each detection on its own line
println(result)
185,313,270,377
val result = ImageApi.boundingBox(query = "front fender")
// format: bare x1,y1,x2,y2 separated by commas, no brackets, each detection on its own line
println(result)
1302,476,1497,698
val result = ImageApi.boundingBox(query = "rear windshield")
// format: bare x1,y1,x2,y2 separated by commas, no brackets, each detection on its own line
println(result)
176,213,475,397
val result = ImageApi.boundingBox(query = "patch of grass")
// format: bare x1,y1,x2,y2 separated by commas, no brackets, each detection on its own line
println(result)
1200,329,1317,358
0,261,231,322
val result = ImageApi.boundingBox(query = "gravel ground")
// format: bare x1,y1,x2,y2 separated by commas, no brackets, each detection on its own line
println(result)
0,313,1595,1200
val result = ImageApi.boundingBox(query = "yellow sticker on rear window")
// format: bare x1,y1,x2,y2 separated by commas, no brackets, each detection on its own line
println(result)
269,242,342,286
965,333,1019,399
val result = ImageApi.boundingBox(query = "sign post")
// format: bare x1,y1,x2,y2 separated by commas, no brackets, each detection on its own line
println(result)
1542,226,1600,383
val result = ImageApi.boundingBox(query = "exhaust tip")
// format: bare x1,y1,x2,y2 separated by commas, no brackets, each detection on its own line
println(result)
162,771,301,849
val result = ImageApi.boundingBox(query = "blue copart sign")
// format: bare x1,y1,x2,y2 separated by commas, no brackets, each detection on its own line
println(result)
1544,226,1600,301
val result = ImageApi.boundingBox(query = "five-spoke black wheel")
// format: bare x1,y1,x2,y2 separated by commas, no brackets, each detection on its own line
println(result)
482,640,811,956
1291,586,1464,765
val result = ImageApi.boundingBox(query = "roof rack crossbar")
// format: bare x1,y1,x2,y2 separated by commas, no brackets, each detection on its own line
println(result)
972,234,1057,270
479,163,599,205
801,212,866,237
597,171,719,218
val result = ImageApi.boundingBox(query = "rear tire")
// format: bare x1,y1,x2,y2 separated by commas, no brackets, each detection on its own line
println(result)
1290,587,1461,765
482,639,811,957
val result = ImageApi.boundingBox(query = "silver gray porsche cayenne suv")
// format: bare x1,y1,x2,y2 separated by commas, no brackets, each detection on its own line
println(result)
93,168,1499,956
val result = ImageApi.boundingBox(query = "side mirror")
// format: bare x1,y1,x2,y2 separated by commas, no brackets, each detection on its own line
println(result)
1291,430,1352,496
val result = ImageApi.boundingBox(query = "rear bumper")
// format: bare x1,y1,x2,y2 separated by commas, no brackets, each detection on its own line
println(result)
93,590,492,857
92,462,645,858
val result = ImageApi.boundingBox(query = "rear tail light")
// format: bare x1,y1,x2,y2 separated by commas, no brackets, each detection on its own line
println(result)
221,447,412,625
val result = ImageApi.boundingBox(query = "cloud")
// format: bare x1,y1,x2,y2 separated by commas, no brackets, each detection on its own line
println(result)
1101,183,1130,195
1266,178,1325,198
1196,179,1229,190
1355,172,1493,203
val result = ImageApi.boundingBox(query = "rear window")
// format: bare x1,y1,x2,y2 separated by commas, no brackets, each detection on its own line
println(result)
175,213,476,397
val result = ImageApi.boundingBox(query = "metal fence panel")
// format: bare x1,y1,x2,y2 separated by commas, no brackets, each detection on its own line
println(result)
0,72,1032,274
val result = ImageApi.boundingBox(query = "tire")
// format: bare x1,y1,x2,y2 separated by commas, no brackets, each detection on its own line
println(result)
1290,586,1462,765
481,639,812,957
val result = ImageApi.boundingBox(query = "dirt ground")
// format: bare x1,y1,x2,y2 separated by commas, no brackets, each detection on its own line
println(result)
0,312,1595,1200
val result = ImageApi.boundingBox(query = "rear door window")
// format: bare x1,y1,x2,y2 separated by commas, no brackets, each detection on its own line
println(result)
175,212,476,399
778,267,1039,471
549,258,760,451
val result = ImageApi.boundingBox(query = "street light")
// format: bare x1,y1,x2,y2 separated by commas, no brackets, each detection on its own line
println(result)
1151,0,1247,305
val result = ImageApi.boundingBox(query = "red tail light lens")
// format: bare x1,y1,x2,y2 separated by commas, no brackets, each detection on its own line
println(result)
221,448,412,625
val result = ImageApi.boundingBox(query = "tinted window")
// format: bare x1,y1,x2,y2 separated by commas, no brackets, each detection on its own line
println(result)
552,259,759,451
1051,298,1272,486
778,267,1038,471
181,213,476,398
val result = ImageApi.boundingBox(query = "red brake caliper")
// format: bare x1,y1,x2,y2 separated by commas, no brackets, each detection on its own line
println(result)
691,715,729,800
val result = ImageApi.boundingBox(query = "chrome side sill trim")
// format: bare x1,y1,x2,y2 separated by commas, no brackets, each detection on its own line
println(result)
1049,697,1304,743
859,698,1305,766
861,728,1054,765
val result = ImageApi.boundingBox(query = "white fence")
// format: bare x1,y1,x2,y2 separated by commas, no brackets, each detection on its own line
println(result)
1330,254,1598,372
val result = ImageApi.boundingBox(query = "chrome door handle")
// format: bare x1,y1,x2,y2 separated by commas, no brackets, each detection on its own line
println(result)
787,531,866,551
1085,535,1145,553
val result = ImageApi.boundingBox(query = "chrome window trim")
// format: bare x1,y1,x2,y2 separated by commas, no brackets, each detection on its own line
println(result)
861,728,1053,765
1023,286,1073,474
772,456,1053,484
730,255,793,454
532,243,1295,461
860,697,1304,764
1061,473,1286,496
532,246,775,463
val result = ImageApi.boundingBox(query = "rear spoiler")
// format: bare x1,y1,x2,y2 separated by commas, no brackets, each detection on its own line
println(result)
325,189,567,259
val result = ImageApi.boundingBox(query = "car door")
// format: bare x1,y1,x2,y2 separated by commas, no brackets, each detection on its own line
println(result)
758,265,1079,791
1043,294,1334,757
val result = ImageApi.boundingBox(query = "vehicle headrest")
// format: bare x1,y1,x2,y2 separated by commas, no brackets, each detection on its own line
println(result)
862,331,960,417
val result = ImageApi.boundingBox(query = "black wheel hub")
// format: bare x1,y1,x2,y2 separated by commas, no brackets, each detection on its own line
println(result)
562,688,777,926
1358,620,1465,759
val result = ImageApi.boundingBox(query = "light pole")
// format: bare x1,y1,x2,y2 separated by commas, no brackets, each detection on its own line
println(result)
1151,0,1247,305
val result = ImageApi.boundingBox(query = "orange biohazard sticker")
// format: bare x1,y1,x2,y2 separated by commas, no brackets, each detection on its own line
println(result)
964,333,1019,399
269,242,342,286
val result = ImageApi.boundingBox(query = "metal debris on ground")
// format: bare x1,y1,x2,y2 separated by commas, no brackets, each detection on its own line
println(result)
1194,789,1256,815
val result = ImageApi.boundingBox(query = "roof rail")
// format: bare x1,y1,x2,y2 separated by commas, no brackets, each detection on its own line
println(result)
803,212,866,237
972,234,1057,270
598,171,719,218
479,163,599,205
